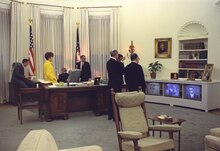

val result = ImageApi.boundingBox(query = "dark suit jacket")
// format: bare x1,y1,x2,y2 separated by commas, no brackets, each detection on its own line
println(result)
76,61,91,82
187,93,199,100
11,63,35,88
57,73,69,83
125,62,146,92
106,58,124,92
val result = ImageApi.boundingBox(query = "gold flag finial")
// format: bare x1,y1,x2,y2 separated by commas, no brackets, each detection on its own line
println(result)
76,22,80,26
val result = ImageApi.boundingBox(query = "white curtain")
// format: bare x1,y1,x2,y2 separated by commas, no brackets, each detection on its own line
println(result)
89,15,110,79
40,14,64,77
0,8,10,103
10,2,24,67
80,9,90,63
80,8,119,79
63,8,73,70
110,8,119,51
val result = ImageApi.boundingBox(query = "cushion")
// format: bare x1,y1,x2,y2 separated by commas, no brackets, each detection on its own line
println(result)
210,128,220,137
122,137,174,151
115,91,145,107
205,135,220,151
119,106,148,133
59,145,103,151
17,129,58,151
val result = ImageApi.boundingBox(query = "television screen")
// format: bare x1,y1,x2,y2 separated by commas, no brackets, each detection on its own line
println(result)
164,83,181,97
184,85,201,101
146,82,161,95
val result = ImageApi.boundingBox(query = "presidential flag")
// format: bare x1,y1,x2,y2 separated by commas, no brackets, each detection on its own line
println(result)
75,24,80,67
28,25,35,75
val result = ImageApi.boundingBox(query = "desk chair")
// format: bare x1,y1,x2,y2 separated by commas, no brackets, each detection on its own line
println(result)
17,87,43,124
111,89,181,151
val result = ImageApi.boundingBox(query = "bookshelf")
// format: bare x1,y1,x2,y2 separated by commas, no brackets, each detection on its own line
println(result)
178,38,208,79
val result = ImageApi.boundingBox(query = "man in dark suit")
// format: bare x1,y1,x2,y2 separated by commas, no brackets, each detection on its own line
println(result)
125,53,146,92
11,59,35,88
57,67,69,83
187,87,199,99
76,55,91,82
106,50,124,120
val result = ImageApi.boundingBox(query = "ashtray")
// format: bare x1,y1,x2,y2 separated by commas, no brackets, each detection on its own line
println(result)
157,115,173,122
164,116,173,122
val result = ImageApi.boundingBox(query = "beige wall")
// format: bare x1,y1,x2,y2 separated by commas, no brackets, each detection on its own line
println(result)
20,0,220,80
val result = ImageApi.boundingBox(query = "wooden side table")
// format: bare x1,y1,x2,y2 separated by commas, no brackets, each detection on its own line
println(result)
149,115,186,151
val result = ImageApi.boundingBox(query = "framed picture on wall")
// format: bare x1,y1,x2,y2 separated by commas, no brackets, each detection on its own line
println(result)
202,64,214,82
171,73,178,79
155,38,172,58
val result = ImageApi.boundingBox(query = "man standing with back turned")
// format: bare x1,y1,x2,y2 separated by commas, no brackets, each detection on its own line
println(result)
125,53,146,92
106,50,124,120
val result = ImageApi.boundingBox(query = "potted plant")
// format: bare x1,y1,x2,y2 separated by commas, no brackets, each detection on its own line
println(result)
148,61,163,79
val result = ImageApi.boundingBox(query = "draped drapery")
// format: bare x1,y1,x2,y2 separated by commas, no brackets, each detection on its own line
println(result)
89,15,110,79
63,8,74,70
80,8,119,79
40,14,64,77
30,6,74,79
10,2,24,66
0,8,10,103
80,9,90,63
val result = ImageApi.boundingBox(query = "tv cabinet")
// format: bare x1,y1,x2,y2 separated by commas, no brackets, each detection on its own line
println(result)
145,79,220,112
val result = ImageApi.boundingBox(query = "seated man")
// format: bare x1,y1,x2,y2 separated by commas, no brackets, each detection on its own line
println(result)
11,59,35,88
57,67,69,83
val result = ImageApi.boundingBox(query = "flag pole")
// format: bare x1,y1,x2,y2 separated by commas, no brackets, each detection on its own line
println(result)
28,19,35,77
75,22,80,68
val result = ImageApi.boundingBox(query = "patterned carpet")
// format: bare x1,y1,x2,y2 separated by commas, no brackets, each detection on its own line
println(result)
0,103,220,151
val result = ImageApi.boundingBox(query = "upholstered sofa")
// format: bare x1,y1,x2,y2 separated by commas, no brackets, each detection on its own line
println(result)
205,127,220,151
17,129,103,151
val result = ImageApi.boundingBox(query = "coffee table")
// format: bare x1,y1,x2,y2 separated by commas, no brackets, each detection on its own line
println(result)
149,115,186,151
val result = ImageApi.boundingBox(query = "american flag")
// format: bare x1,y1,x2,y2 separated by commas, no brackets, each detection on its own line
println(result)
28,25,35,75
75,25,80,68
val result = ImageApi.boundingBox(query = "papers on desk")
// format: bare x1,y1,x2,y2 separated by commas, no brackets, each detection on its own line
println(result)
38,79,52,84
48,85,57,88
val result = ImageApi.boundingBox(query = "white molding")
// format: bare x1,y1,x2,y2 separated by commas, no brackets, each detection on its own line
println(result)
178,21,208,39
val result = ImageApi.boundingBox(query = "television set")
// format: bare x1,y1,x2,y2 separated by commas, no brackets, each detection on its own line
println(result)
68,70,81,82
146,82,162,95
184,84,201,101
164,83,181,98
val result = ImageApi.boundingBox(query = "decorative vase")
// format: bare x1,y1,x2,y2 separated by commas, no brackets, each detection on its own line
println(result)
150,72,156,79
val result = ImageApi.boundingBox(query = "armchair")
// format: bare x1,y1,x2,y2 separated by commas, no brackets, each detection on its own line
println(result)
205,127,220,151
111,90,181,151
17,129,103,151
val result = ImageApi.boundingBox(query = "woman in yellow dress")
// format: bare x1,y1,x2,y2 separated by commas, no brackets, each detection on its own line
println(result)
43,52,57,83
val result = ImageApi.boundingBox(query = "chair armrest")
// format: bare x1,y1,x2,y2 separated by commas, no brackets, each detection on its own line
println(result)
149,124,181,132
205,135,220,150
210,128,220,137
118,131,143,140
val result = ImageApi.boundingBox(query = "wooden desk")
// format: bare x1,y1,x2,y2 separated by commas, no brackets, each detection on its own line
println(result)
43,85,109,121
